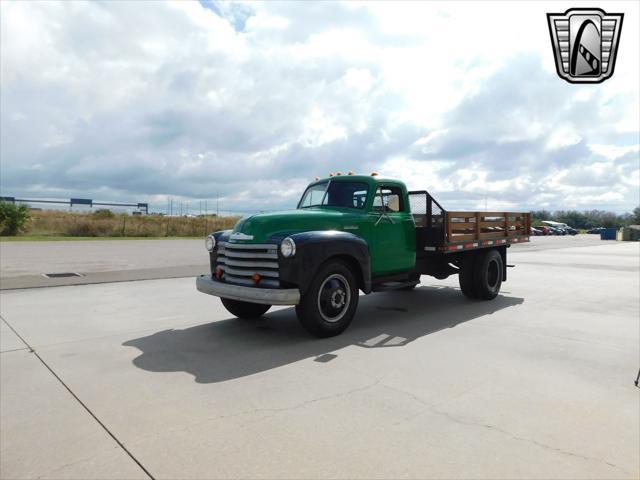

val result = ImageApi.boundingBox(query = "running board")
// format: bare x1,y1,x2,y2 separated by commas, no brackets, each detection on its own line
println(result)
372,280,420,292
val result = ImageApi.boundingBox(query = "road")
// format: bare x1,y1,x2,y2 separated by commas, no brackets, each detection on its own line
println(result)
0,239,205,289
1,236,638,479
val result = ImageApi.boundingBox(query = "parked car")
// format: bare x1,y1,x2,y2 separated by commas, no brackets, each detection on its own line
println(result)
535,226,551,235
541,221,577,235
587,227,605,234
530,226,543,235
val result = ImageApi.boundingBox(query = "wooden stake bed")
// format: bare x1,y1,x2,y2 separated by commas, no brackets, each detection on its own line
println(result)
408,191,531,254
440,235,530,252
441,211,531,252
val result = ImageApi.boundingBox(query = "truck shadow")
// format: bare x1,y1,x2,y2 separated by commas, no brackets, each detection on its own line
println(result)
123,285,523,384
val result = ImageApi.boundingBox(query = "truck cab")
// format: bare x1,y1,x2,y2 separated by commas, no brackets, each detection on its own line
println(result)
297,175,416,274
197,174,530,337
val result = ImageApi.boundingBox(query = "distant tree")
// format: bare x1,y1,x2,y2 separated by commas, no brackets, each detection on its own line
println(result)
599,212,619,228
555,210,590,229
0,201,31,235
618,213,634,227
92,208,115,219
633,206,640,225
531,210,552,225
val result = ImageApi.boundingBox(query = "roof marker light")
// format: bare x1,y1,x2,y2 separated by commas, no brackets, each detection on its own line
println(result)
371,172,379,176
348,171,354,175
329,173,334,177
336,171,343,176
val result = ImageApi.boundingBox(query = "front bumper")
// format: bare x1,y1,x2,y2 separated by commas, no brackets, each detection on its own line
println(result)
196,275,300,305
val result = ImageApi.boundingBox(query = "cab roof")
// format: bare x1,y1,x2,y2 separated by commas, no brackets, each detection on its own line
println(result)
311,174,403,186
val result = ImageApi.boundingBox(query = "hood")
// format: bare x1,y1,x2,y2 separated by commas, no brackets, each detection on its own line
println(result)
232,208,351,243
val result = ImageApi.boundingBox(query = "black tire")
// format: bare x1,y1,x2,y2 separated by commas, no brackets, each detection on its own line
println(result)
472,249,503,300
401,274,421,290
295,260,359,338
458,253,478,299
221,298,271,319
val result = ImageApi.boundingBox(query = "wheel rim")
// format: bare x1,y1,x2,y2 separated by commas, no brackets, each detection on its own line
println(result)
317,273,351,323
487,259,499,289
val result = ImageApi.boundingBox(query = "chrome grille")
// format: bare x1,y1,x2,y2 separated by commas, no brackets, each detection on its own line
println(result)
217,242,280,288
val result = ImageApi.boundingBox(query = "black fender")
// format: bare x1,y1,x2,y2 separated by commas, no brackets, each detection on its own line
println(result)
499,245,507,282
276,231,372,294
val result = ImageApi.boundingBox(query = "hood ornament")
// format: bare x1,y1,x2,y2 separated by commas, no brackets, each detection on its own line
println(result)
230,232,254,241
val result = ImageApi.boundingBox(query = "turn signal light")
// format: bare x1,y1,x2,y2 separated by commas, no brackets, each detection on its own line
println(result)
252,273,262,285
215,266,223,279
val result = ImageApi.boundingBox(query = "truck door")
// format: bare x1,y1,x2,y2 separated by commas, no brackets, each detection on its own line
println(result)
368,184,416,275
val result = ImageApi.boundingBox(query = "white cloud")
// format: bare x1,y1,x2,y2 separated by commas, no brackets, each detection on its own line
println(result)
0,0,638,214
546,127,582,150
588,143,640,160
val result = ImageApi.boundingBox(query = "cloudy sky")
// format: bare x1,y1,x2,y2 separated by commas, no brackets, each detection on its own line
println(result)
1,1,638,214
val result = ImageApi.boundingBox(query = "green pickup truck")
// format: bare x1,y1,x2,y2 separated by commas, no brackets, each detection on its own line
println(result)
196,174,530,337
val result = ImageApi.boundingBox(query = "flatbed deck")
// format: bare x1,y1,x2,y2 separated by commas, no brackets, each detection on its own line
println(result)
440,210,530,251
409,191,530,253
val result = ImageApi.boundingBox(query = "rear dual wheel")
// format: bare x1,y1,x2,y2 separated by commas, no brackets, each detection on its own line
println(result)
459,254,477,299
458,249,503,300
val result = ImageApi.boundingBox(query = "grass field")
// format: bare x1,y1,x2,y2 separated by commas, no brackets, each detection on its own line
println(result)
4,210,240,239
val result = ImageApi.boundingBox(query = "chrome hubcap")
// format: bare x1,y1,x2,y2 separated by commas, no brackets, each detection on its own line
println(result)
317,274,351,323
330,290,345,308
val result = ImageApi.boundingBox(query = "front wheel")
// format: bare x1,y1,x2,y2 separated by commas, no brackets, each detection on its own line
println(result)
295,260,359,337
221,298,271,319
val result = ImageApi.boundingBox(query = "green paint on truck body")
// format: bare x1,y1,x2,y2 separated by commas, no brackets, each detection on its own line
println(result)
230,175,416,276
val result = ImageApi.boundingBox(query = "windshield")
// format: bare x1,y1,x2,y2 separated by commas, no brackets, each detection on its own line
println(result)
298,181,369,209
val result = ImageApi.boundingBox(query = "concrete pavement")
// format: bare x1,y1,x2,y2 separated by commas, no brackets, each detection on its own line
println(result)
0,239,204,278
0,237,638,479
0,239,206,289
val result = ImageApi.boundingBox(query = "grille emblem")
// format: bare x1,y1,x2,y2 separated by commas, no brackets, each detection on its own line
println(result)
230,232,254,241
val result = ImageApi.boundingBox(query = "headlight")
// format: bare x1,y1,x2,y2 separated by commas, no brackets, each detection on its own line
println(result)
205,235,216,252
280,237,296,257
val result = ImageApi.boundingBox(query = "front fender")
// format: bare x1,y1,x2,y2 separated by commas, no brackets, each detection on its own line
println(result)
276,230,372,294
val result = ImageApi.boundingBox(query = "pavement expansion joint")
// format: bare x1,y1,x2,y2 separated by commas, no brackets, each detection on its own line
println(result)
0,314,155,480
